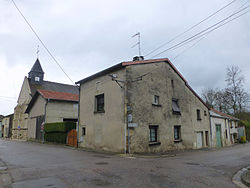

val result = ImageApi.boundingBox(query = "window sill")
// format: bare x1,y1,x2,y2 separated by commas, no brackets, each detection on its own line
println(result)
94,110,105,114
152,104,162,107
197,119,202,121
174,139,182,143
149,142,161,146
173,111,181,115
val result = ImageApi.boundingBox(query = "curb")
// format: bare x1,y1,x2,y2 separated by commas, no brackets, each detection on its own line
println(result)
232,166,250,188
241,168,250,187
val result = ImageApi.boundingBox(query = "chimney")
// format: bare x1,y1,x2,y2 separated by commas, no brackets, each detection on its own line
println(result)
133,56,144,61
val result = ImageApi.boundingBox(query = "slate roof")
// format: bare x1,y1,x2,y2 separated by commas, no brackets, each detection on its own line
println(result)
210,108,239,121
29,58,44,73
76,58,208,108
29,79,79,96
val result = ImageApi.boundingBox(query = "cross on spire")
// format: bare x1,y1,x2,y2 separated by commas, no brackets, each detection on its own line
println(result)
36,45,40,58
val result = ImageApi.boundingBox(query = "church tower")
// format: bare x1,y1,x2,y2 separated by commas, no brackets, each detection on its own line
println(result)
28,58,44,84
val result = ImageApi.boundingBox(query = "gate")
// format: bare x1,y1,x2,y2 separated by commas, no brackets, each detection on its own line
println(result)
67,129,77,147
36,115,45,140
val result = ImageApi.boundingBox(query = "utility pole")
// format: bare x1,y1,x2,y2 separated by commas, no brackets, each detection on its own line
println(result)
109,72,143,154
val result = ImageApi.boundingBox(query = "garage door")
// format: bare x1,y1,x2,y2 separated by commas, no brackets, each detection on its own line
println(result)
196,132,203,149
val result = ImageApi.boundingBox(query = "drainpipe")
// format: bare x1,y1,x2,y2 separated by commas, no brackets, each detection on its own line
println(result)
209,110,212,147
43,98,49,144
77,85,81,148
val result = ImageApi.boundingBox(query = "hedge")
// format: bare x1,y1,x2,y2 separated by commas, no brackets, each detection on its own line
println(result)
44,132,67,144
44,122,76,133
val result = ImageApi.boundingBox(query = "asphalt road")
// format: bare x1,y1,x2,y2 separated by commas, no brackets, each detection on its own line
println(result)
0,140,249,188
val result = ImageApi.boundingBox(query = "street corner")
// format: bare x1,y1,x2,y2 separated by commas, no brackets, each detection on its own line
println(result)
232,166,250,188
241,166,250,187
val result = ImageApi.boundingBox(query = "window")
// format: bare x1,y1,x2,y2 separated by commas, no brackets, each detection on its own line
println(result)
171,79,174,88
174,125,181,141
197,109,201,120
82,127,86,136
149,125,158,142
35,76,40,81
152,95,161,106
154,95,159,104
225,129,228,139
172,98,181,114
95,94,104,113
204,110,207,116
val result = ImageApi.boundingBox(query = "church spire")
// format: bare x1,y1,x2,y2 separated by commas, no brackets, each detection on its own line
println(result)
28,58,44,84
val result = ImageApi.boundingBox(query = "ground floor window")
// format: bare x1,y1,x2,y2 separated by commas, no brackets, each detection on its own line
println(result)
149,125,158,142
174,125,181,141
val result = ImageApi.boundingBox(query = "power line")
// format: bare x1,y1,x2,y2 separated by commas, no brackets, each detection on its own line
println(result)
171,0,250,60
10,0,75,85
145,0,238,57
151,5,250,58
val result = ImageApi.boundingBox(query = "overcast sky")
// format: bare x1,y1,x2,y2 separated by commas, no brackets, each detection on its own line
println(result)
0,0,249,115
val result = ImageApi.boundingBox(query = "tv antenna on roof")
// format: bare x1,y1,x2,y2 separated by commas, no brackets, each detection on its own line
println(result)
131,32,141,57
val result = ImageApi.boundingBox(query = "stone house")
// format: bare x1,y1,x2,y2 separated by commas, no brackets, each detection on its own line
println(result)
209,108,231,147
210,108,240,147
25,89,79,141
2,114,13,138
12,58,79,140
76,58,211,153
0,115,3,137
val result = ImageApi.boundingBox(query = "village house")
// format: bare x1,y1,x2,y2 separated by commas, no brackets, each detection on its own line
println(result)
0,115,3,137
209,108,240,147
209,108,232,147
25,89,79,141
12,58,79,140
2,114,13,138
76,57,211,153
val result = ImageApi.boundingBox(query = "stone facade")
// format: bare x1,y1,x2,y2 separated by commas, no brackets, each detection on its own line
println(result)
77,59,211,153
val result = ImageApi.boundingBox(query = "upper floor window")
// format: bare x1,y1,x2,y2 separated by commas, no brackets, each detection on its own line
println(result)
152,95,161,107
172,98,181,115
197,109,201,120
204,110,207,116
95,94,104,113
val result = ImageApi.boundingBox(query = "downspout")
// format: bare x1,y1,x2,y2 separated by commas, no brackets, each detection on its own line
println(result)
43,98,49,144
77,85,81,148
124,68,128,154
209,110,212,147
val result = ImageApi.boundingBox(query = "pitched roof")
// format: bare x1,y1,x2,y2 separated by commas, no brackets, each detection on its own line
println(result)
29,79,79,96
29,58,44,73
76,58,208,108
210,108,239,121
25,90,79,113
38,89,79,101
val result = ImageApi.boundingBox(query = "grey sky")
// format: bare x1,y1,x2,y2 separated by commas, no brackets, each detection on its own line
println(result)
0,0,249,115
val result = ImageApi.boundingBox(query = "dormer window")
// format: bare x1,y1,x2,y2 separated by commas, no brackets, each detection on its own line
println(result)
35,77,40,82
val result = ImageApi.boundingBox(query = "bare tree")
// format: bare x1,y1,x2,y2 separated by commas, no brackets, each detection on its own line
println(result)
225,66,249,114
201,88,217,108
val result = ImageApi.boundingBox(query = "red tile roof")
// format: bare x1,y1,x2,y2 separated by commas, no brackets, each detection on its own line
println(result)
38,89,79,102
210,108,239,121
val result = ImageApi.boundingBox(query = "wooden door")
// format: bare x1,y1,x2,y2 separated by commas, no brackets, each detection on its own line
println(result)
67,129,77,147
196,132,203,149
216,124,222,147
